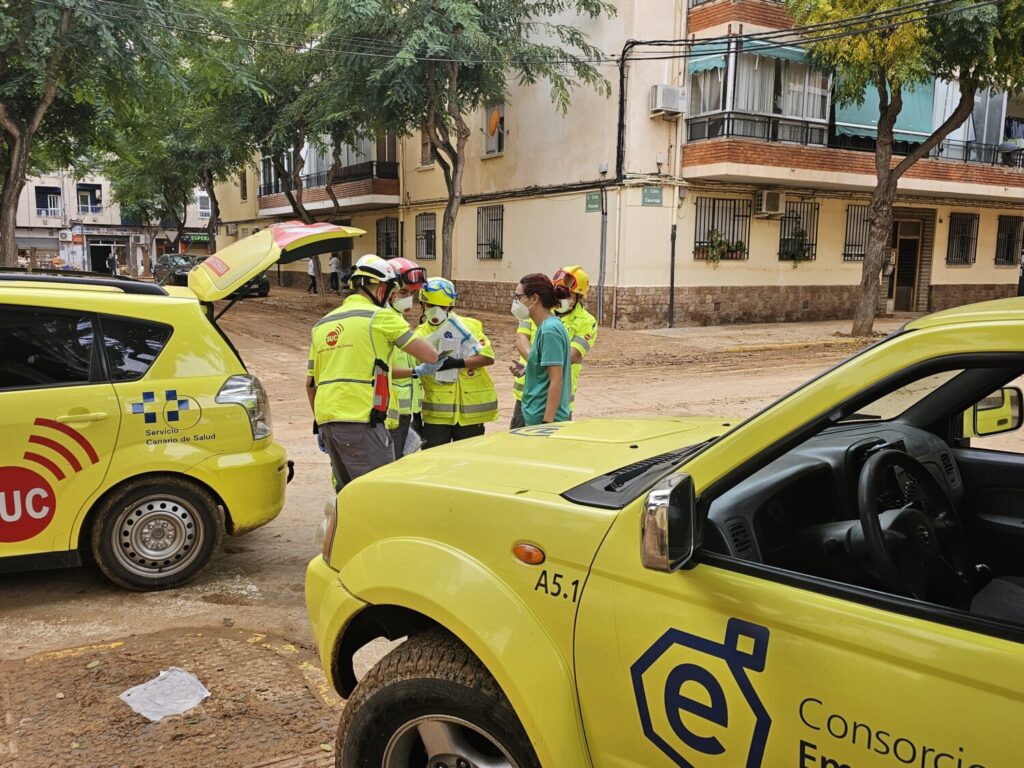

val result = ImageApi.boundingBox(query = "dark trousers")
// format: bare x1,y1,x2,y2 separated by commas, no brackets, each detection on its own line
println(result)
420,422,485,449
510,400,525,429
307,275,317,293
330,271,339,292
389,413,423,459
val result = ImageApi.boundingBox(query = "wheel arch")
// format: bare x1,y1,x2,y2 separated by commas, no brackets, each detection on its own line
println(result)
74,470,230,552
331,539,592,767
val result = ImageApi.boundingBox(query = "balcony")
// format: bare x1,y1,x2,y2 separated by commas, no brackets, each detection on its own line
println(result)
35,207,63,217
78,203,103,215
686,112,1024,169
258,161,399,198
257,160,400,215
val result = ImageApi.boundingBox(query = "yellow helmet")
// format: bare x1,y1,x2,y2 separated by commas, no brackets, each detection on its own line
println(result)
553,265,589,297
419,277,458,307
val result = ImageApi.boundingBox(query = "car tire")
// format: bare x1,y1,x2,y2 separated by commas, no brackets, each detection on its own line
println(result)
89,477,223,590
336,629,540,768
258,282,270,297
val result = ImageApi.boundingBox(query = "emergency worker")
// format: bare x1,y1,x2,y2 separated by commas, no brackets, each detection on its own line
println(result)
510,265,598,428
415,278,498,448
515,273,572,426
306,254,438,489
384,257,428,458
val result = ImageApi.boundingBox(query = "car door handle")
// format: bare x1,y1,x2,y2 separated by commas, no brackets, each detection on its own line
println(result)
56,412,109,423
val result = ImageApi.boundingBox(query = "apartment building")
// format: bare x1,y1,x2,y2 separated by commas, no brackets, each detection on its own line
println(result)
14,171,213,275
215,0,1024,326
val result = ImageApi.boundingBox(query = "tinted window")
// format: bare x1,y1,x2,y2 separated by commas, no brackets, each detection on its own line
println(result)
99,316,172,381
0,307,96,389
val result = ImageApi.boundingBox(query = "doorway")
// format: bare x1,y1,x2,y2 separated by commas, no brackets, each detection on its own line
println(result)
888,220,922,312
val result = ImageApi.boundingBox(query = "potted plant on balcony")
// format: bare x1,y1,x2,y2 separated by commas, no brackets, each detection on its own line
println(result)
698,228,735,268
780,226,810,268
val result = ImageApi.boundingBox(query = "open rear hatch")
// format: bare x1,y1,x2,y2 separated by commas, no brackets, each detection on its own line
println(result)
188,221,365,302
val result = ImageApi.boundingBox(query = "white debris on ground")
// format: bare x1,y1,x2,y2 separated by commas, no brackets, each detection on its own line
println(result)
119,667,211,721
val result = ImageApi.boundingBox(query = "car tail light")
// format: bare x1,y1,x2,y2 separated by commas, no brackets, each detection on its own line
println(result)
216,374,272,440
322,499,339,563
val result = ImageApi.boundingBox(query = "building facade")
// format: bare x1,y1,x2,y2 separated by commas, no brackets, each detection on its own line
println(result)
215,0,1024,326
14,171,213,275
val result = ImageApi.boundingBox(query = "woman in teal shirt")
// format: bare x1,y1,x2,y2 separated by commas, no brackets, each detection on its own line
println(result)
512,273,572,425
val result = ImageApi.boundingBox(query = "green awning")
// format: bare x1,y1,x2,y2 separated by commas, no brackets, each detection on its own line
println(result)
738,38,807,63
836,79,936,143
687,41,728,75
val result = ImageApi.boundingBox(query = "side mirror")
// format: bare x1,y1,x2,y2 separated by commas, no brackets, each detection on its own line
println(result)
641,473,698,572
972,387,1024,437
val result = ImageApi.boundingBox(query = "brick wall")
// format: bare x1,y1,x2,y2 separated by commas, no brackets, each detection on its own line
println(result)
928,283,1018,311
683,140,1024,191
258,177,400,212
688,0,792,33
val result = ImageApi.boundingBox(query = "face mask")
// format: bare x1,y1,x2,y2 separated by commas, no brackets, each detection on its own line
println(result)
511,298,531,321
425,306,448,326
392,295,413,313
556,298,573,314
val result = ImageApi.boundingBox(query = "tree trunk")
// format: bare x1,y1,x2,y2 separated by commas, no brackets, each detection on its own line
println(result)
851,183,897,336
0,140,27,266
437,65,470,280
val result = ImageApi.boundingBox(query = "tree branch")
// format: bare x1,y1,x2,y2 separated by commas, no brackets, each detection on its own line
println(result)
892,84,976,179
28,7,74,136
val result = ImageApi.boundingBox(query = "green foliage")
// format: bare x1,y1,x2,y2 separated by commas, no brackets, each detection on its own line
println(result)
702,229,745,268
780,227,809,268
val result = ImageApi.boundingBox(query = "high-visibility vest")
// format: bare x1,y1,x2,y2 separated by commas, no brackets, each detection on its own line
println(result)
308,293,415,425
512,303,597,411
417,313,498,426
386,342,423,429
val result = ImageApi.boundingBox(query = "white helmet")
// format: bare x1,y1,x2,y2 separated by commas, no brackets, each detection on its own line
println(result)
349,254,397,285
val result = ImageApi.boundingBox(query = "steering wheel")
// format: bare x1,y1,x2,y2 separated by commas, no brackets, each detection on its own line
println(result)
856,449,973,604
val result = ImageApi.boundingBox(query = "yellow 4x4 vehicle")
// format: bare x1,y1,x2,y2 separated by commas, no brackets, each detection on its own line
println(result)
308,297,1024,768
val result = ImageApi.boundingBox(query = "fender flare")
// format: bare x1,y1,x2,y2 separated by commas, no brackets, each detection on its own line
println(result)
339,537,592,768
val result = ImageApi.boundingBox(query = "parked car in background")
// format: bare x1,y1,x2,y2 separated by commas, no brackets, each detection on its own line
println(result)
156,254,270,298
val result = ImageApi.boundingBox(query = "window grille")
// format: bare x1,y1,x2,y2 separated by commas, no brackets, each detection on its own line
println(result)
239,172,247,201
477,205,504,260
843,205,870,261
693,197,751,260
995,215,1024,266
420,130,435,165
416,213,437,260
946,213,979,265
778,201,819,261
376,217,399,258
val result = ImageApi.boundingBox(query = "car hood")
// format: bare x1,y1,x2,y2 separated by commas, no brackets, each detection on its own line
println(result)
378,417,733,497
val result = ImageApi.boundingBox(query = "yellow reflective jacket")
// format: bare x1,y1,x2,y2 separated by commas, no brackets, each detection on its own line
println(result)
416,313,498,426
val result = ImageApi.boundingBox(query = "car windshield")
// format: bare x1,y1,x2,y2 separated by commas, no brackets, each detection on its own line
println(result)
839,369,964,422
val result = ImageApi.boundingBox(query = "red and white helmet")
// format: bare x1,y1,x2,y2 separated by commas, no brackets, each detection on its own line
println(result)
387,257,427,291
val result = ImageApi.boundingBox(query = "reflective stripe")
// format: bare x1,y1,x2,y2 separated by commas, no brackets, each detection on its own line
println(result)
319,377,373,386
421,402,457,413
512,381,524,394
395,329,414,347
313,309,377,329
461,400,499,414
571,336,591,352
398,398,412,409
516,321,533,333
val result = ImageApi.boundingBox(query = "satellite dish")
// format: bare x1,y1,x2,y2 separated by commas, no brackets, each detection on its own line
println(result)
487,109,502,137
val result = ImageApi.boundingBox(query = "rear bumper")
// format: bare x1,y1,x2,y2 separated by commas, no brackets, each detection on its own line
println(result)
188,440,288,535
306,556,367,687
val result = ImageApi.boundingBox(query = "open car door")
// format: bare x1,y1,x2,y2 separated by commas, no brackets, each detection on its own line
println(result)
188,221,365,302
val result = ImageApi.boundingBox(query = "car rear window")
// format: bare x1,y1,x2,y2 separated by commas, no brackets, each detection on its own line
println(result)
98,315,172,381
0,307,97,389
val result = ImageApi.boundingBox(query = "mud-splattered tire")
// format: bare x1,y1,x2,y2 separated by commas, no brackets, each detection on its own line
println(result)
90,477,223,590
336,629,541,768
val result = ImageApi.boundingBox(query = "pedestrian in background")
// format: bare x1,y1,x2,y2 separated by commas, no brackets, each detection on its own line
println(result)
106,252,118,276
306,255,439,489
514,273,572,426
329,253,341,293
415,278,498,448
306,257,317,294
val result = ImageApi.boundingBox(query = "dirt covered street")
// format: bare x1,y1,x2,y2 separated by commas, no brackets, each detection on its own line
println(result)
0,288,902,767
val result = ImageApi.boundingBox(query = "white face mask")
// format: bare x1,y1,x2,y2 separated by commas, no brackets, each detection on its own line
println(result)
392,295,414,313
425,305,448,326
511,298,531,321
557,298,573,314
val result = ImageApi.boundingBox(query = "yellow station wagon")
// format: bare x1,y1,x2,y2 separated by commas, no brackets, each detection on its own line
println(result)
308,297,1024,768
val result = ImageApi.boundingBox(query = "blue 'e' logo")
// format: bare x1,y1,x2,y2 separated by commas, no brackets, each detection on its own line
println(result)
631,618,771,768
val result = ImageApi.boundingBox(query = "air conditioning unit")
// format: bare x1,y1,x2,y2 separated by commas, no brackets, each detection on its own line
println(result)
754,190,785,217
650,85,686,118
58,230,72,242
131,234,148,245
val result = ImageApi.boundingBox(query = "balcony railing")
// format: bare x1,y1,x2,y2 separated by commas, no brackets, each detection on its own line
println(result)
35,207,63,217
258,161,400,197
686,112,1024,170
78,203,103,214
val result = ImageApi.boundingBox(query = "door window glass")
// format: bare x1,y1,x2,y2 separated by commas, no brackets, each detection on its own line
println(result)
0,308,96,389
99,316,172,381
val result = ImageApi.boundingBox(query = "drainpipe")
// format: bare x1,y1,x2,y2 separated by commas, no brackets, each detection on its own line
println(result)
668,223,677,327
597,186,609,322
